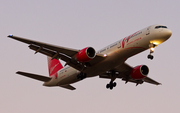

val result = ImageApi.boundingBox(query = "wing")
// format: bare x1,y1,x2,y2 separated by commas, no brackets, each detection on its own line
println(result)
143,77,161,85
99,63,161,85
8,35,105,71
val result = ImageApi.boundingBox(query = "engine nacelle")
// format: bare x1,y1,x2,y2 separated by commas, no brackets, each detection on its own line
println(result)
76,47,96,62
130,65,149,80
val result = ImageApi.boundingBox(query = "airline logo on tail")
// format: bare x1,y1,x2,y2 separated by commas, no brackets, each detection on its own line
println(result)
47,57,63,78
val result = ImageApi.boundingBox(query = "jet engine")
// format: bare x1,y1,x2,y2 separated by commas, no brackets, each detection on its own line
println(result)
76,47,96,62
130,65,149,80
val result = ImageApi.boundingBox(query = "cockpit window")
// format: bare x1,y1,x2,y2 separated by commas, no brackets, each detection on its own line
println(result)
155,26,167,29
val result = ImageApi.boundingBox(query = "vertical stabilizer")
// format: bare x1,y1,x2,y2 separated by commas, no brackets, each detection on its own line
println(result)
47,57,63,77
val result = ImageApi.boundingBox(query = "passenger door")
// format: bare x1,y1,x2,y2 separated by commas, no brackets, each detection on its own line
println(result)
146,27,151,35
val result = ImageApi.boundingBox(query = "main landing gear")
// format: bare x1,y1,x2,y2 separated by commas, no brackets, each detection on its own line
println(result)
106,81,117,90
77,65,88,80
106,70,118,90
77,72,86,80
147,43,156,60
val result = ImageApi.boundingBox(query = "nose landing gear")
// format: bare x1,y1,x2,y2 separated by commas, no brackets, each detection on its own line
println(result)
147,54,154,60
147,43,156,60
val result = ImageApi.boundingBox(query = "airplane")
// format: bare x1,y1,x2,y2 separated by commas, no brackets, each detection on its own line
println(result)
7,24,172,90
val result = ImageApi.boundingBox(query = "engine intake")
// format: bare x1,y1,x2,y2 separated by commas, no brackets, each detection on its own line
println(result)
130,65,149,80
76,47,96,62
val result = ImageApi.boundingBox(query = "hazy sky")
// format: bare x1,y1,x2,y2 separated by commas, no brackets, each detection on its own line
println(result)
1,0,180,113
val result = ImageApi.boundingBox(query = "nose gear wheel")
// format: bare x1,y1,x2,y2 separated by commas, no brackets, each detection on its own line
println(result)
147,54,154,60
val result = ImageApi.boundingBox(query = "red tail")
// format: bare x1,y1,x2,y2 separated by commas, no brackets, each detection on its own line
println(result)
47,57,63,77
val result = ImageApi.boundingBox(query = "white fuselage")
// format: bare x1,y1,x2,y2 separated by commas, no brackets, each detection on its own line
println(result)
44,25,172,87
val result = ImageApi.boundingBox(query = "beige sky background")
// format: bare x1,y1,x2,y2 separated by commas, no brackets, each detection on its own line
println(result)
0,0,179,113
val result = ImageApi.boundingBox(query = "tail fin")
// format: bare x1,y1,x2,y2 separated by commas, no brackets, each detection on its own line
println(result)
47,57,63,77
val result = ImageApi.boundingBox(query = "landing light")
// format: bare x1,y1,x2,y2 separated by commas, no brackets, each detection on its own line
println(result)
150,48,155,52
104,54,107,57
150,41,162,45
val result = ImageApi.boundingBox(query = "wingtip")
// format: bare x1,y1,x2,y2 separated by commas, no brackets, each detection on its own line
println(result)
16,71,22,75
8,34,13,37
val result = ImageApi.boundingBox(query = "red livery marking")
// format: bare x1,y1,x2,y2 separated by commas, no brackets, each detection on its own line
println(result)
47,57,63,78
60,75,66,79
126,37,142,46
126,35,131,43
122,31,139,48
122,37,126,48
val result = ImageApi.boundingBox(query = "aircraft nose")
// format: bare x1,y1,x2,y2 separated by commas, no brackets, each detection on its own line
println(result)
166,29,172,38
162,29,172,40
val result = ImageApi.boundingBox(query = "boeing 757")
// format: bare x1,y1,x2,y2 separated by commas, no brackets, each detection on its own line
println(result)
8,24,172,90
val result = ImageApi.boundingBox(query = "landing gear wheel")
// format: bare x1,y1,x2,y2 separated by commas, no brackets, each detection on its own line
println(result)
106,84,110,89
110,85,113,90
113,82,117,87
106,82,116,90
147,55,154,60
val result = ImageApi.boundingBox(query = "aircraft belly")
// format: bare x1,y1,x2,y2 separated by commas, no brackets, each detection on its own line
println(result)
57,75,79,85
43,77,59,86
84,51,125,77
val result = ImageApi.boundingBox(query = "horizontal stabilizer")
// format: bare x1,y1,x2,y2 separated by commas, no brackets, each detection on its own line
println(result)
60,84,76,90
16,71,51,82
